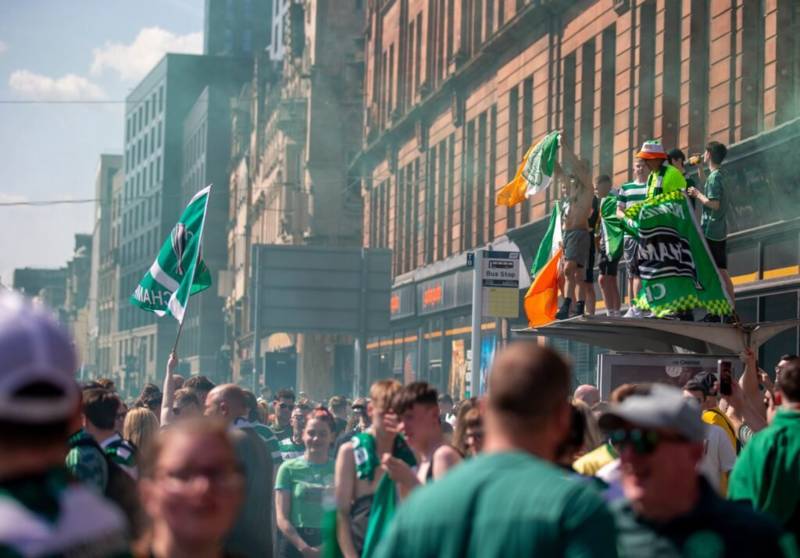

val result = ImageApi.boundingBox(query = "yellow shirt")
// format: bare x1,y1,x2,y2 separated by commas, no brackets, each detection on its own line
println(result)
573,443,617,476
646,163,687,199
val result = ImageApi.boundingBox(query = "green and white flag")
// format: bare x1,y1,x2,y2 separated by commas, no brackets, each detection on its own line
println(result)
130,185,212,322
600,194,624,261
530,202,562,277
521,130,560,198
622,190,733,317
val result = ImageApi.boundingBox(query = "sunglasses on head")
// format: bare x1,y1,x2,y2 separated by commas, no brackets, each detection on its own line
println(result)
609,428,687,456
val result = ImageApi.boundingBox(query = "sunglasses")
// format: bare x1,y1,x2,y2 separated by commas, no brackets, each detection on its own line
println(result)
609,428,687,456
279,403,295,410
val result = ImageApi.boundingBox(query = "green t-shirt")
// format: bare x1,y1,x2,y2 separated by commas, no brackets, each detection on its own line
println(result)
251,423,283,466
278,437,305,461
701,169,727,240
275,457,334,529
729,409,800,535
373,451,618,558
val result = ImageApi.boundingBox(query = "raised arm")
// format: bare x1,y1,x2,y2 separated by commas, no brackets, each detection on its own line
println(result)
160,351,179,425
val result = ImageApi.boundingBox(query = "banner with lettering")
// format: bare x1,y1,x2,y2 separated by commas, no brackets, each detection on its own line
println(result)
130,186,212,323
622,191,733,317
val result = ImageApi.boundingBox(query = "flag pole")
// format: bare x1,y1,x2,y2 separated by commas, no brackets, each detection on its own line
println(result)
170,185,212,357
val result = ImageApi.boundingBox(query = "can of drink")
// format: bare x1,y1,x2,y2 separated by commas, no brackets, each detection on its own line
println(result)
688,155,702,166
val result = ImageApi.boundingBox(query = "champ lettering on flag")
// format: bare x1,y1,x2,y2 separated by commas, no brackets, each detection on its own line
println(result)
130,185,212,323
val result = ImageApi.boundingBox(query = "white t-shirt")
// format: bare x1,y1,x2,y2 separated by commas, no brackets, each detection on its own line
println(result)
699,423,737,492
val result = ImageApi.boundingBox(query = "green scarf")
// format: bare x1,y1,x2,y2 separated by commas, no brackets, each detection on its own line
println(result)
357,433,416,557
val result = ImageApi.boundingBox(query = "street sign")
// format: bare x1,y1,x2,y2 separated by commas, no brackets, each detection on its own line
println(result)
481,251,520,318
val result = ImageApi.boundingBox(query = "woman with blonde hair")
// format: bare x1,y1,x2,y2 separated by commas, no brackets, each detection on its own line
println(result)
123,407,160,458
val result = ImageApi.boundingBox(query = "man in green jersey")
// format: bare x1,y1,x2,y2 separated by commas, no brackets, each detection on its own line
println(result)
374,343,618,558
0,292,129,557
616,157,648,315
729,357,800,540
272,388,296,441
688,141,735,307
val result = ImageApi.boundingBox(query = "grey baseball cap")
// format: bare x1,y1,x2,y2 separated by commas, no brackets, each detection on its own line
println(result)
598,384,705,442
0,291,79,423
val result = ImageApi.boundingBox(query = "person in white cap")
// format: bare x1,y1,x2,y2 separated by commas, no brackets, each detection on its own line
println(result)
0,291,129,557
599,384,796,558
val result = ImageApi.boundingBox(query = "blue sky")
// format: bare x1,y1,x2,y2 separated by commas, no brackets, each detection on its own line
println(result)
0,0,205,284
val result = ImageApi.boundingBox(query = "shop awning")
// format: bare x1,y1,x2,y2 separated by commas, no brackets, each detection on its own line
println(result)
512,316,800,354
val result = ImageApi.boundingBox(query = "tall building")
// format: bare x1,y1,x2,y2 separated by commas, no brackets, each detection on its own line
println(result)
88,154,122,379
226,0,365,399
357,0,800,394
118,54,250,391
204,0,271,57
180,75,251,380
267,0,290,60
64,234,93,373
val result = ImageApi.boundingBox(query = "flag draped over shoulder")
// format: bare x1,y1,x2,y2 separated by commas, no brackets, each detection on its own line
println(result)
621,191,733,317
524,204,563,327
130,185,212,323
600,194,624,261
496,131,560,207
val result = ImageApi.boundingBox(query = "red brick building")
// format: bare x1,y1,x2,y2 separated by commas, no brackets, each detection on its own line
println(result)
355,0,800,393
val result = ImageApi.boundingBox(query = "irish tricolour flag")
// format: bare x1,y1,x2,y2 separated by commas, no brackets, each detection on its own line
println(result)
524,203,563,327
496,131,561,207
130,185,212,323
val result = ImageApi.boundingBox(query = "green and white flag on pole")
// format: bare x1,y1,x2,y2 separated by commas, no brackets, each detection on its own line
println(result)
530,202,562,277
622,190,733,317
130,185,212,323
521,130,560,198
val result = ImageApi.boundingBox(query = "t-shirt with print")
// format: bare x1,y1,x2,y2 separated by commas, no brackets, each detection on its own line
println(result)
275,456,334,529
0,468,129,558
701,169,727,240
249,422,283,467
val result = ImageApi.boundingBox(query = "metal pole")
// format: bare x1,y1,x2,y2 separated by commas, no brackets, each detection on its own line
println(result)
355,248,369,398
470,249,483,397
252,245,260,393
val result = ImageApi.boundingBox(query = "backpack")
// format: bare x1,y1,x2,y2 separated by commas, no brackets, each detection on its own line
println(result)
70,436,143,538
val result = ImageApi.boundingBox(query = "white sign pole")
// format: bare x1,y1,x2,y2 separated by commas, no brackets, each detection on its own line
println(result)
470,249,484,398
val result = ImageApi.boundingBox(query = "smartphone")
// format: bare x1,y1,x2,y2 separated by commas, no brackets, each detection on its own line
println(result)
718,360,733,396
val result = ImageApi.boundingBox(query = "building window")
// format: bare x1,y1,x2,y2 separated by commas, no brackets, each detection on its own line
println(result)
476,111,488,246
415,13,423,94
395,169,404,272
507,86,519,228
688,0,709,152
741,0,765,136
488,104,497,240
600,26,616,177
563,53,577,149
661,4,680,150
408,20,416,106
775,0,799,125
580,40,596,169
638,0,656,146
436,140,447,260
447,135,455,256
464,121,475,249
426,148,436,264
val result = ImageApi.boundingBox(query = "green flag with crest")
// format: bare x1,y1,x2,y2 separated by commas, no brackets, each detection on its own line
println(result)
621,190,733,317
130,185,212,323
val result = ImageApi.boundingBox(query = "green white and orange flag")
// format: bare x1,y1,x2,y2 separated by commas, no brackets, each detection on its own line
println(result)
496,131,560,207
130,185,212,323
524,203,563,327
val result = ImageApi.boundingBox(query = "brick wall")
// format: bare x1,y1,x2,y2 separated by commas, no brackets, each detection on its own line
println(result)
360,0,800,279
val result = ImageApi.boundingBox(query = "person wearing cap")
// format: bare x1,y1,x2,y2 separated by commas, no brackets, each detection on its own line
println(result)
0,292,129,556
374,343,618,558
636,140,687,200
600,384,795,557
729,357,800,541
681,377,737,495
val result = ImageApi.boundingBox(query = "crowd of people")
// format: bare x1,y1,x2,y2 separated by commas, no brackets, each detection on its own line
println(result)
557,138,733,321
2,289,799,557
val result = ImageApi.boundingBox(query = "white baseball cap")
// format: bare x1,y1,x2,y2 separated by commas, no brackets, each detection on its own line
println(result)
0,291,79,423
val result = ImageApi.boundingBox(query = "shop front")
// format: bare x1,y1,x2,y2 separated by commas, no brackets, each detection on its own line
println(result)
366,260,499,398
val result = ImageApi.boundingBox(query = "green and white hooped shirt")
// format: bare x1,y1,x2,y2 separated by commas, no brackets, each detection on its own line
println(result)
0,468,129,558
